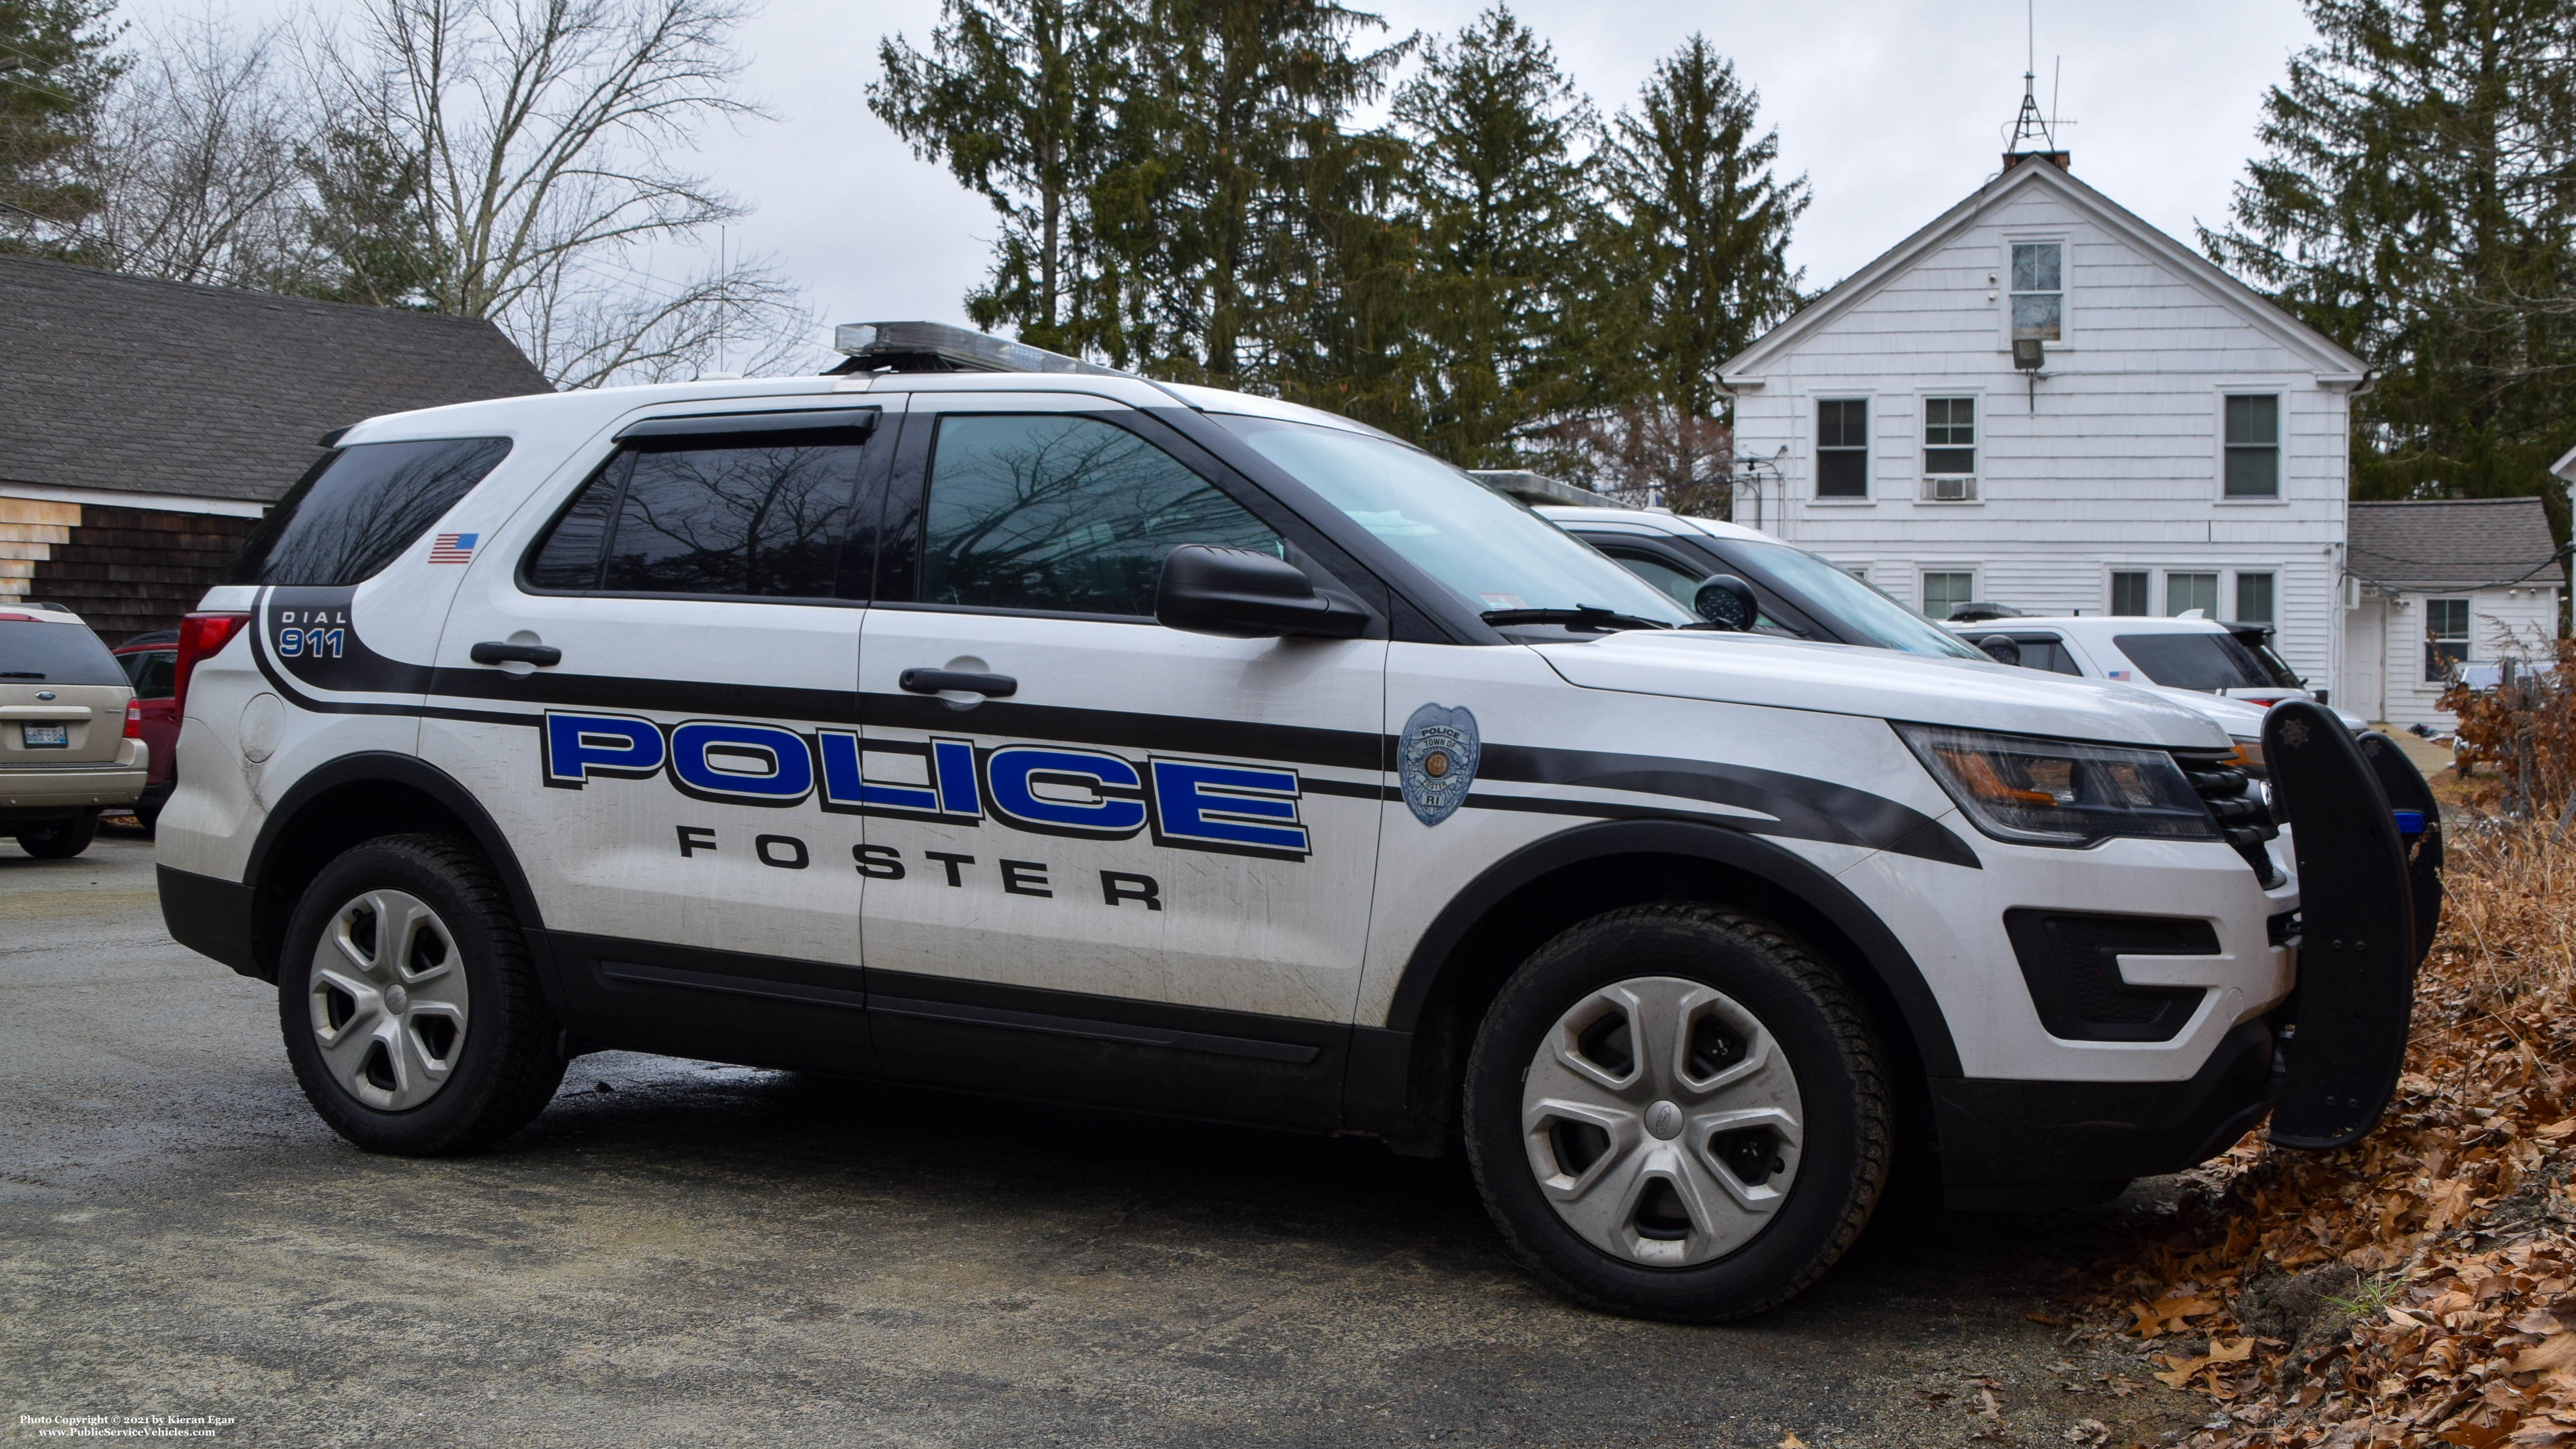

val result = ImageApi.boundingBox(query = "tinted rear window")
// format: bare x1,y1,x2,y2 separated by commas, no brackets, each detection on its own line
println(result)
2114,632,2276,691
223,438,512,587
0,621,127,685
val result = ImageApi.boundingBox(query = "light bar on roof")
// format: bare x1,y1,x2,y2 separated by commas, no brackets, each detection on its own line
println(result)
833,321,1127,377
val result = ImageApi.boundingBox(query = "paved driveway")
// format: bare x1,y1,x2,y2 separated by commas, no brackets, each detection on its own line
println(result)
1,834,2200,1448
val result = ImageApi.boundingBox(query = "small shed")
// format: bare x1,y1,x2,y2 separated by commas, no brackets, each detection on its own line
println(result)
2340,498,2564,729
0,255,549,641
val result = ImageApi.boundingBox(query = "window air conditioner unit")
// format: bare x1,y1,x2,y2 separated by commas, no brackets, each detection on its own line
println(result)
1925,476,1976,502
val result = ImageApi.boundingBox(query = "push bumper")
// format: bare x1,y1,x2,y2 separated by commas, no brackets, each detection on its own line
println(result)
2262,701,2433,1148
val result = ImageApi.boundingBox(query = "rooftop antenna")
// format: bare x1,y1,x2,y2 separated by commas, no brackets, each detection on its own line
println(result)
2001,1,2071,167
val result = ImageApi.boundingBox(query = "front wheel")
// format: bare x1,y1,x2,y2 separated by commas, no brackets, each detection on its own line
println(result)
1463,903,1890,1321
278,834,565,1155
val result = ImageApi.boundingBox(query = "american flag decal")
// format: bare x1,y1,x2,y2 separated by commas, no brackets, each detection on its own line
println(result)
428,532,477,564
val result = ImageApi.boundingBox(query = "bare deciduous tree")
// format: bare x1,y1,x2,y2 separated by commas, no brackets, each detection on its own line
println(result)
302,0,811,385
85,10,308,289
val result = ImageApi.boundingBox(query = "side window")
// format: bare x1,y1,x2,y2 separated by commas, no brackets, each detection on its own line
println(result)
1921,571,1975,620
1595,545,1706,610
122,650,177,698
2235,572,2275,624
2022,639,2082,676
920,413,1280,617
2223,395,2280,498
1815,399,1868,498
2110,571,2150,616
1923,397,1976,476
2425,597,2470,682
528,434,867,598
2166,572,2219,616
222,438,512,587
2011,241,2062,342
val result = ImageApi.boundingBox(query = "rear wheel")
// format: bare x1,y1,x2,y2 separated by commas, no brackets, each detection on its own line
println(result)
1463,903,1889,1321
278,834,564,1155
15,810,99,859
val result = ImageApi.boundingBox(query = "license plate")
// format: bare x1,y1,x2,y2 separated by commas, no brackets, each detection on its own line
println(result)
21,724,68,748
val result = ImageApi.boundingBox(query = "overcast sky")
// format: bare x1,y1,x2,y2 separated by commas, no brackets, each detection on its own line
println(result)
126,0,2325,362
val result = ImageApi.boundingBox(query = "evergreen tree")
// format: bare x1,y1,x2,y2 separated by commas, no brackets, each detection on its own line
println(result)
1551,36,1803,508
870,0,1123,354
0,0,122,256
1591,36,1805,424
2204,0,2576,523
296,125,440,309
1389,5,1594,467
1093,0,1406,381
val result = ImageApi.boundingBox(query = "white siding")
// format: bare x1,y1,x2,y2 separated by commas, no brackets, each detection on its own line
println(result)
2344,586,2565,732
1726,172,2355,695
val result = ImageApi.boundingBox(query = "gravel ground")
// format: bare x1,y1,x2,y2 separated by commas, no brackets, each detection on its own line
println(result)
1,832,2209,1448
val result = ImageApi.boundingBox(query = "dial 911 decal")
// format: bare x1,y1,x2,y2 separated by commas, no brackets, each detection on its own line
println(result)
540,709,1313,861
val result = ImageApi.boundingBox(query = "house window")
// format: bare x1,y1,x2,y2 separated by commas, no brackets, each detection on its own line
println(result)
2224,395,2280,498
2425,598,2470,682
1924,397,1976,477
1816,399,1868,498
2110,571,2150,616
2011,242,2062,342
1922,571,1976,620
2167,572,2219,616
2235,572,2275,624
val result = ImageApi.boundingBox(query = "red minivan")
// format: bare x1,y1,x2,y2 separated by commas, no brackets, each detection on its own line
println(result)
111,631,179,828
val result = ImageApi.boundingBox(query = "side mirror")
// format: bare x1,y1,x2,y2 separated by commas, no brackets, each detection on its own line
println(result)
1976,634,2023,668
1692,575,1760,631
1156,544,1368,639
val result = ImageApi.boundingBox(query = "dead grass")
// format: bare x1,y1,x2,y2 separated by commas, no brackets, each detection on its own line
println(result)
2088,821,2576,1447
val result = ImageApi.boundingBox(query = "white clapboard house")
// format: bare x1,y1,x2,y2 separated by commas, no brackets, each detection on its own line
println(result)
1714,146,2381,705
2341,497,2562,730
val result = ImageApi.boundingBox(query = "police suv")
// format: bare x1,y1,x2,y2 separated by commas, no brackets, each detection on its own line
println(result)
155,322,2435,1322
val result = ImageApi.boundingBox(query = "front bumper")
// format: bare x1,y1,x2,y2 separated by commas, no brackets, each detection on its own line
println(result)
1933,1018,2276,1207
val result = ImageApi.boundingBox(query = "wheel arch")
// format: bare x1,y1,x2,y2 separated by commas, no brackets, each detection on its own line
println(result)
1349,820,1960,1150
240,753,545,983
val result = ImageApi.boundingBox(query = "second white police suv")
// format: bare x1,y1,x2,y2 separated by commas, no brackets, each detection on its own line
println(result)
155,321,2437,1321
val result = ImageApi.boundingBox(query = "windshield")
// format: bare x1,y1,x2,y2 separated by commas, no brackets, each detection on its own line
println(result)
2114,632,2278,691
1208,414,1693,624
1727,540,1987,659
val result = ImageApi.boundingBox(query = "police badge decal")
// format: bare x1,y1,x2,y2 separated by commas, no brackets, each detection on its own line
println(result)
1399,703,1481,827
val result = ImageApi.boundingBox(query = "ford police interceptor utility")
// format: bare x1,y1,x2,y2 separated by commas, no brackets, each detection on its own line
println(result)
154,322,2438,1322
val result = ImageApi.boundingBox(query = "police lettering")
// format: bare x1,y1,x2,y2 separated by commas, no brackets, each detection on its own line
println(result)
546,710,1309,861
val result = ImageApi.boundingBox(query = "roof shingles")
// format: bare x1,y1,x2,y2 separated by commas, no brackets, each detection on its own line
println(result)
2347,498,2563,591
0,254,551,505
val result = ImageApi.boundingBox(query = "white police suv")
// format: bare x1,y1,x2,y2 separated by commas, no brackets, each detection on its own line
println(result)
155,323,2434,1322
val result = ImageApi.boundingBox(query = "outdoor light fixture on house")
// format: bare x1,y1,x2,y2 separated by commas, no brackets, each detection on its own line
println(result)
2013,336,2047,412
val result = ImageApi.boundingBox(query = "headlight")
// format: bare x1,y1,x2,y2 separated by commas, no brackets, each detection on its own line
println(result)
1895,723,2219,848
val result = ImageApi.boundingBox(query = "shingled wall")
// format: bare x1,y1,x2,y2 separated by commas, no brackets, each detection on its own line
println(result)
1,498,258,643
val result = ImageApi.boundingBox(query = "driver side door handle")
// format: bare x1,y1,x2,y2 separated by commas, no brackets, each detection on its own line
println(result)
899,668,1017,698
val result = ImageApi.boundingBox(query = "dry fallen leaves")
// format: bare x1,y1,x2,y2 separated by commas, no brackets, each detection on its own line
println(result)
2084,822,2576,1449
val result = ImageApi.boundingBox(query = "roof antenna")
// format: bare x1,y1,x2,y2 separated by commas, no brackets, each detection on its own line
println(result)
2003,0,2067,166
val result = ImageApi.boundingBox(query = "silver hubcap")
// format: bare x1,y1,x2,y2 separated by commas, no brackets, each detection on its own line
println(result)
307,889,469,1111
1521,976,1804,1268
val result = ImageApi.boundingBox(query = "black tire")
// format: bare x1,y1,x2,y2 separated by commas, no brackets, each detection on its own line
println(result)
278,833,565,1155
16,810,99,859
1462,902,1890,1322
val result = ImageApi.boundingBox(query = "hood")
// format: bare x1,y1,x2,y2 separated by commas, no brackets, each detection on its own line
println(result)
1532,631,2233,749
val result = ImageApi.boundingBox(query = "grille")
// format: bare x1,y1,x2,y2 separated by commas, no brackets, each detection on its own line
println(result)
2173,747,2282,886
